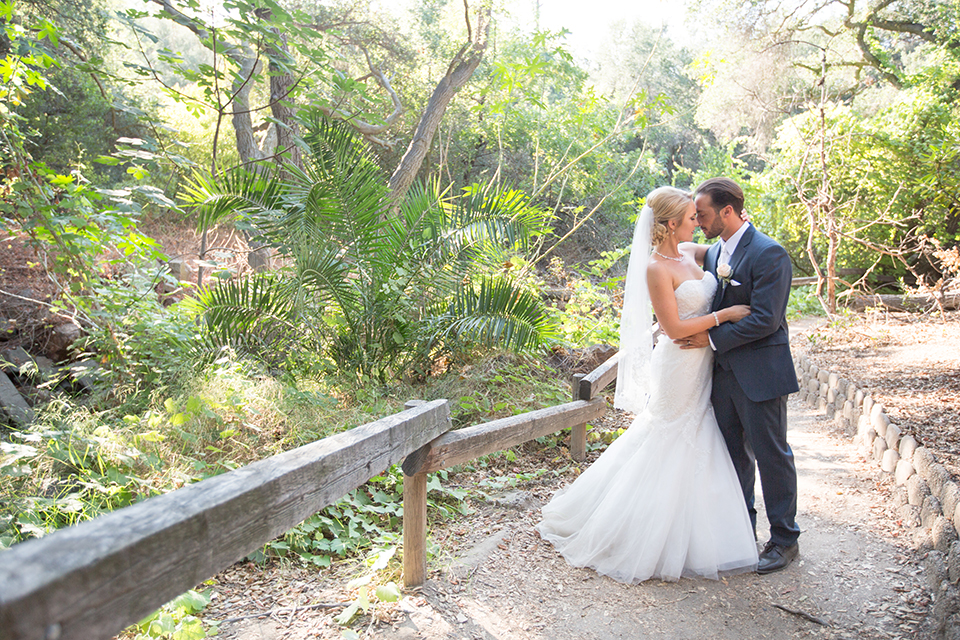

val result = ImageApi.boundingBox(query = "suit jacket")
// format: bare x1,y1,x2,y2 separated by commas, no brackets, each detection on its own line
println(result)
706,224,800,403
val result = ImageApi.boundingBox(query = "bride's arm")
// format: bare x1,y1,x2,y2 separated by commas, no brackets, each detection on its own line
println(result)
679,242,710,267
647,264,750,340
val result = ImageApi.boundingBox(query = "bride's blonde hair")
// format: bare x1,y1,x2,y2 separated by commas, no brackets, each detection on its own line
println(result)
645,186,693,246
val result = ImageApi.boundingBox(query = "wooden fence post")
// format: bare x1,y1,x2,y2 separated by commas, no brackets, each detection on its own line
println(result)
402,471,428,588
402,400,429,588
570,373,587,461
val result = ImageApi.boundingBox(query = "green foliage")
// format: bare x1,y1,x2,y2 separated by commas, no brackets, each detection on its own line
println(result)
274,466,469,569
543,252,627,348
183,115,558,380
0,419,155,548
131,589,217,640
334,547,402,633
786,285,827,320
756,81,960,284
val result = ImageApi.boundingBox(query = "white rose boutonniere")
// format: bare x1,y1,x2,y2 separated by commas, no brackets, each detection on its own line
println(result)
716,263,740,287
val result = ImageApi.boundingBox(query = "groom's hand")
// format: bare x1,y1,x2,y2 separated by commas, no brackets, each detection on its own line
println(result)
675,331,710,350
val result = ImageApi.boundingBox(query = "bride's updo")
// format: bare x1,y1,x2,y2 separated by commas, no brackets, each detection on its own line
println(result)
645,186,693,246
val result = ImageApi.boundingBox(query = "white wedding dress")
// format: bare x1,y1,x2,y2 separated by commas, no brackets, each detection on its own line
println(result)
537,273,758,582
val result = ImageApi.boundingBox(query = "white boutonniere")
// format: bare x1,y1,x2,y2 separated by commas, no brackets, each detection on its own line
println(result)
716,263,740,287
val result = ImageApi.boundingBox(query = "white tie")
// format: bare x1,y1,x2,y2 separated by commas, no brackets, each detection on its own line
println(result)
719,243,731,267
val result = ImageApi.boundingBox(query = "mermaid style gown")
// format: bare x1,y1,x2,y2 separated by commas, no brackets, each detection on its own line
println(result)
537,273,758,582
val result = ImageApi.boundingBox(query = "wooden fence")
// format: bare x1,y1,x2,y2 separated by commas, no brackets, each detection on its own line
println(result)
401,352,619,587
0,400,451,640
0,352,621,639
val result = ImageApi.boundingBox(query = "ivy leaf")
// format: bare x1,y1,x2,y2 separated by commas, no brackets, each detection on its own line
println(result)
375,582,401,603
37,19,59,46
334,602,360,625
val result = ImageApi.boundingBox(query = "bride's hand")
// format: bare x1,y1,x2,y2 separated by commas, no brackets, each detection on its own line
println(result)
721,304,751,323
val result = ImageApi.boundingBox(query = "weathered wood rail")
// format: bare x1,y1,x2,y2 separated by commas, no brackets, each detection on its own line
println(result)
0,400,451,640
401,352,619,587
0,350,621,638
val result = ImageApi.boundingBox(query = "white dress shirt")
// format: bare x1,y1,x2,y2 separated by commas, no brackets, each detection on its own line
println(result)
710,222,751,351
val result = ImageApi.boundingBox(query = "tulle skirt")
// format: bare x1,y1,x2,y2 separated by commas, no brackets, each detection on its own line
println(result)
537,340,758,583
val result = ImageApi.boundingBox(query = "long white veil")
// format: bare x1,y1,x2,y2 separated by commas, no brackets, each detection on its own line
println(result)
614,204,654,413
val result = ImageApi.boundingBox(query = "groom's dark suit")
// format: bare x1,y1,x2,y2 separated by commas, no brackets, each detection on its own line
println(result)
706,224,801,547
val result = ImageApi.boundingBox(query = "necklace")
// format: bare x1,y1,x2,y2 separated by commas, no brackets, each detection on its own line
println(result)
654,250,684,263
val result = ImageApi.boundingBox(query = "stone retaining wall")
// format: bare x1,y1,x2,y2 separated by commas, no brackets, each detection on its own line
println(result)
795,355,960,638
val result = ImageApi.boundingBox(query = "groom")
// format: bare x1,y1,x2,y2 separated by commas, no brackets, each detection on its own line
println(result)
680,177,801,574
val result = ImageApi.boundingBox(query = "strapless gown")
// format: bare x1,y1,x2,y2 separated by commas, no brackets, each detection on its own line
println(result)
537,273,758,582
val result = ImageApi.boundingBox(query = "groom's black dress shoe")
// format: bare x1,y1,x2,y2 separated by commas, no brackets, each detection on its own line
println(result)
757,541,799,575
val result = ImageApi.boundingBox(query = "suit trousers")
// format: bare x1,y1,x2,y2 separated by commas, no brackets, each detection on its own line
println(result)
711,365,800,547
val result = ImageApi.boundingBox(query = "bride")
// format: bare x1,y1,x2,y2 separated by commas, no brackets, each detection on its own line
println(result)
537,186,759,583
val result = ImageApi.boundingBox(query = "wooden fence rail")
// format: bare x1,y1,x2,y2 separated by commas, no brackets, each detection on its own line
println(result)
0,400,452,640
402,353,619,587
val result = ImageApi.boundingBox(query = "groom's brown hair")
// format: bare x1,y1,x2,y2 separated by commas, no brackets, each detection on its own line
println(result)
696,178,745,216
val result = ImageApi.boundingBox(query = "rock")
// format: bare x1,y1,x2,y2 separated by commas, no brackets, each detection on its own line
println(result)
65,360,100,394
873,436,887,462
0,346,32,372
935,582,960,637
861,427,878,458
926,551,949,592
895,460,916,486
914,447,937,482
168,258,191,281
934,516,960,554
863,395,874,418
949,541,960,584
907,474,931,506
248,246,273,272
884,423,901,452
929,464,952,504
922,496,943,530
899,504,922,527
818,369,829,384
900,435,919,461
893,486,909,507
0,371,33,427
881,448,899,473
487,490,535,511
871,405,889,437
45,322,82,361
944,483,960,522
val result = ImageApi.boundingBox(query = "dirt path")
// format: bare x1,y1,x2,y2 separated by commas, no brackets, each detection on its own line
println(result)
215,397,933,640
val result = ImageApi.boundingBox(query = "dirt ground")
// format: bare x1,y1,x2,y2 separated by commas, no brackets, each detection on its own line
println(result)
794,311,960,477
200,314,960,640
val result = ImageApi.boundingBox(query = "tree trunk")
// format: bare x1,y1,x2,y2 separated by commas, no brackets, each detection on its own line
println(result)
267,29,302,174
848,292,960,312
231,55,263,168
388,7,491,202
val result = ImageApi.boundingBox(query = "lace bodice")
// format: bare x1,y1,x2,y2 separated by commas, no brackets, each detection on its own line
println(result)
675,272,717,320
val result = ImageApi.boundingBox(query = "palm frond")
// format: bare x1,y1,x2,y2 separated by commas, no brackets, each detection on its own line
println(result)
291,244,359,316
183,273,308,360
297,114,393,255
180,169,288,234
430,276,558,352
